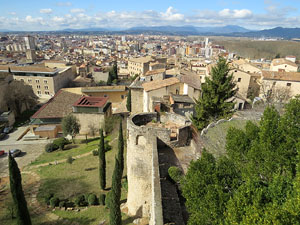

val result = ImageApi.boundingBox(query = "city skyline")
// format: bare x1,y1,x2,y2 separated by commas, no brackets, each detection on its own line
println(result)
1,0,300,31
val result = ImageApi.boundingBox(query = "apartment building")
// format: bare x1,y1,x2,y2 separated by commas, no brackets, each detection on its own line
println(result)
270,58,298,72
128,56,167,76
0,65,75,99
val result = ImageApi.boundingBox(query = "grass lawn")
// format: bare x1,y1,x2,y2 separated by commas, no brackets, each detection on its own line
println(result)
202,119,252,158
30,138,102,166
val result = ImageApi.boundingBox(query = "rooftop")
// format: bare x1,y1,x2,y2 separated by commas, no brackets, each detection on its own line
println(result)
262,71,300,82
271,58,298,67
82,85,126,92
73,96,108,108
31,90,82,119
142,77,180,92
170,94,195,104
144,68,166,76
0,65,59,74
180,74,201,90
129,56,154,63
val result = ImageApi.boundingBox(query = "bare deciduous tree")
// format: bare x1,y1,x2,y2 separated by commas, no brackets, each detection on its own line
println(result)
0,80,38,116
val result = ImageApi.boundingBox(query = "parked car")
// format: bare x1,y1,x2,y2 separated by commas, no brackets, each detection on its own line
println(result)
3,126,13,134
0,150,5,156
9,149,21,157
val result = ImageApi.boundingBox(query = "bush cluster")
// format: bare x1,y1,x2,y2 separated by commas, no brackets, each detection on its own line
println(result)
168,166,183,183
50,197,60,208
53,137,69,150
99,194,106,206
45,143,59,153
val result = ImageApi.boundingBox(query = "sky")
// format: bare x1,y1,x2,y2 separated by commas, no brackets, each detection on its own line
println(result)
1,0,300,31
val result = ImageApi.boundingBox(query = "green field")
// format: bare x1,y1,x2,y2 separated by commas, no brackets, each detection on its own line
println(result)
215,39,300,60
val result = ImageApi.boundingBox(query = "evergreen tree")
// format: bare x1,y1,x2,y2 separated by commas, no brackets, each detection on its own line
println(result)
117,120,124,174
107,72,113,86
126,89,132,112
9,153,32,225
191,57,237,130
112,61,118,80
99,129,106,190
109,157,122,225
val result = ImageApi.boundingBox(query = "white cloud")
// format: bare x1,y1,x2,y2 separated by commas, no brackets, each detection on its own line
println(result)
70,8,85,13
219,9,252,18
40,8,53,14
161,7,184,21
56,2,72,7
9,12,16,15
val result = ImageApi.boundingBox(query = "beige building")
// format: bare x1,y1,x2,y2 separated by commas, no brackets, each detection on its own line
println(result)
0,65,75,99
232,69,261,99
270,58,298,72
260,71,300,100
142,77,181,112
128,56,167,76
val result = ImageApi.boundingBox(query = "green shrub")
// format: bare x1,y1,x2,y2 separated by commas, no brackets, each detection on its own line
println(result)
50,197,60,208
84,193,90,202
67,156,73,164
59,201,66,208
44,193,54,205
122,178,128,191
45,143,59,153
104,115,120,134
168,166,183,183
53,137,69,150
92,150,98,156
105,191,111,208
75,195,87,207
104,140,112,152
99,194,106,206
88,194,98,206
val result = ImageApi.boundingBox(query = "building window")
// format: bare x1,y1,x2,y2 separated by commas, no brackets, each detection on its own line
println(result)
45,86,49,90
104,94,107,97
35,79,40,83
238,78,241,82
20,79,24,82
273,82,276,85
44,80,48,84
28,78,32,83
287,83,292,87
121,95,124,99
37,91,41,95
37,85,40,89
45,91,50,95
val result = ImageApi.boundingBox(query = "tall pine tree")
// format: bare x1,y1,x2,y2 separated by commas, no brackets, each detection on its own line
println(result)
191,57,237,130
99,129,106,190
9,153,32,225
117,120,124,174
126,89,132,112
109,157,122,225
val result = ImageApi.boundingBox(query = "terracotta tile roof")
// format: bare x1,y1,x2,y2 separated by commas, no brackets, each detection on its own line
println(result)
180,74,201,90
271,58,298,67
262,71,300,82
142,77,180,92
31,90,82,119
144,69,166,76
73,96,108,108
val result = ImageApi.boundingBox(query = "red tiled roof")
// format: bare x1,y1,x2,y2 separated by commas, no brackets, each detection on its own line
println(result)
73,96,108,108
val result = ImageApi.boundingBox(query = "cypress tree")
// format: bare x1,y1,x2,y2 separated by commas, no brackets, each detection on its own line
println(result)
109,157,122,225
191,57,237,130
126,89,132,112
107,72,113,86
9,153,32,225
117,120,124,174
112,61,118,80
99,129,106,190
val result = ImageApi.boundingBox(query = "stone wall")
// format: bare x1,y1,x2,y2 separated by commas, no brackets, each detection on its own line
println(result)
131,88,144,114
73,113,105,135
127,112,192,224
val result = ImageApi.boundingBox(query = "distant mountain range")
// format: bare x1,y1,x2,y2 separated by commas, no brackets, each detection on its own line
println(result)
2,26,300,39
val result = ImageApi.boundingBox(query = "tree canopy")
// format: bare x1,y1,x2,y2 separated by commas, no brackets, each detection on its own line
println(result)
191,57,237,130
61,114,80,142
183,96,300,225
